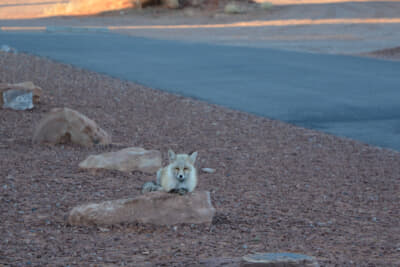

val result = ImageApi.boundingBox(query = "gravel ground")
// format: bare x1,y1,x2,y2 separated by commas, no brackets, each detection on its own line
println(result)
1,51,400,266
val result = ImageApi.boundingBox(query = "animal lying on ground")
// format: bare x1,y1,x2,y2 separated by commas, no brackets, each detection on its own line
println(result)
142,149,198,195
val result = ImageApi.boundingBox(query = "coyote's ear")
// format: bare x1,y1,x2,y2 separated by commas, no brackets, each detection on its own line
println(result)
168,149,176,163
189,151,198,164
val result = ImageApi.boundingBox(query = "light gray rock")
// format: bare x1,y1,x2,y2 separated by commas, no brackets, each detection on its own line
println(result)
241,253,319,267
0,81,42,110
79,147,161,173
1,44,17,54
68,191,215,226
2,90,33,110
33,107,111,147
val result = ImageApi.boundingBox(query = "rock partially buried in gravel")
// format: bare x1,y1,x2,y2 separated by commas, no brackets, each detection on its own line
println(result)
242,252,319,267
79,147,162,173
68,191,215,226
33,107,111,147
0,81,42,110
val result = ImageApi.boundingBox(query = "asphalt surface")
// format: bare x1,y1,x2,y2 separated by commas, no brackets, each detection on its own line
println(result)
2,31,400,150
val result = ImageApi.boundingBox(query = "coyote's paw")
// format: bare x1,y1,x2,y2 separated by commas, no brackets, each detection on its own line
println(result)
142,181,162,194
169,188,189,195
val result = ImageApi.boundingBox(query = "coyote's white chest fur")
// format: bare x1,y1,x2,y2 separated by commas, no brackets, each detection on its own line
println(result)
142,150,198,195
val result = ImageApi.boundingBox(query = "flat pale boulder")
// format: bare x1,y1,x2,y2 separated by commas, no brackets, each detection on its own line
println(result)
0,81,43,110
241,253,319,267
33,107,111,147
68,191,215,226
79,147,161,173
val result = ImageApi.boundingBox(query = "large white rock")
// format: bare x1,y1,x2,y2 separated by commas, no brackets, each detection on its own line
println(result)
68,191,215,226
79,147,161,173
33,107,111,147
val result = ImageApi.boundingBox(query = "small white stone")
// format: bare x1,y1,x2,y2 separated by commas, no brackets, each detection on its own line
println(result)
202,168,216,174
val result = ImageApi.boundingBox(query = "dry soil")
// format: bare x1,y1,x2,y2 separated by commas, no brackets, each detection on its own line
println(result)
0,50,399,266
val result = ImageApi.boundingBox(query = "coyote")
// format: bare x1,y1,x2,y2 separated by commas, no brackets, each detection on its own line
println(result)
142,149,198,195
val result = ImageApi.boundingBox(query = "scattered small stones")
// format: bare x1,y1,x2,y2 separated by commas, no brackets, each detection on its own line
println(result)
2,48,400,266
68,191,215,226
32,107,111,147
79,147,162,173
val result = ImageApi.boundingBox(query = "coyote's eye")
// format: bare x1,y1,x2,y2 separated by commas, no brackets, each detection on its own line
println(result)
183,167,189,171
175,167,180,171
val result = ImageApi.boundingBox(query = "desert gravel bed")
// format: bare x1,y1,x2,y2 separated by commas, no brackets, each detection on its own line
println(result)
0,52,399,266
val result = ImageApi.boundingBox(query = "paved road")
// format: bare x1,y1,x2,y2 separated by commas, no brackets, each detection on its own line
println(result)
2,31,400,150
2,1,400,54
